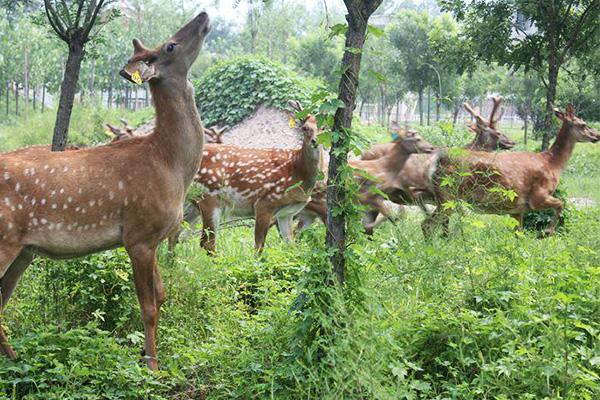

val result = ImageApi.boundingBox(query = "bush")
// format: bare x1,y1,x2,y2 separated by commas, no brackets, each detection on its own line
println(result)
0,325,166,400
194,56,322,126
31,249,139,335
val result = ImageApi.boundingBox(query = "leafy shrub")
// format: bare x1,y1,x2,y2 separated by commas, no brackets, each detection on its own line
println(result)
194,56,322,126
417,120,472,148
32,249,138,334
0,324,166,400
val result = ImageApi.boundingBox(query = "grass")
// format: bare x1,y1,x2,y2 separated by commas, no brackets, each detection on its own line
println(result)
1,109,600,398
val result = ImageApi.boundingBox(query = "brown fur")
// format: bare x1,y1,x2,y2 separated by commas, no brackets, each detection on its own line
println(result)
186,114,323,253
424,104,599,236
0,13,210,370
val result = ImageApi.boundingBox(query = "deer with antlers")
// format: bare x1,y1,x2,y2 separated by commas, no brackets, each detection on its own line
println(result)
0,13,210,370
182,101,324,253
297,98,515,232
424,104,599,236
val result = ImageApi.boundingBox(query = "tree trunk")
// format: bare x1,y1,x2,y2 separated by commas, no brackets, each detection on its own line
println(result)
107,83,113,108
523,115,528,146
435,97,440,122
452,101,460,126
542,58,559,151
42,84,46,113
427,86,431,126
6,82,9,116
15,82,19,116
418,87,423,126
89,58,96,101
327,0,381,286
33,86,37,111
395,98,400,124
145,86,149,107
51,41,85,151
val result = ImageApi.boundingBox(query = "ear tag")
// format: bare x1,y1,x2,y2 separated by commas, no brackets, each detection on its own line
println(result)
131,70,143,85
391,132,399,140
289,116,296,129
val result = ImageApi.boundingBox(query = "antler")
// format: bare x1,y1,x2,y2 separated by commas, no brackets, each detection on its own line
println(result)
463,102,486,126
204,125,229,144
488,96,504,128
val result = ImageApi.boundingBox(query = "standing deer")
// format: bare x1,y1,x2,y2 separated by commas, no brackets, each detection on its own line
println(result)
0,12,210,370
185,101,324,253
424,104,599,236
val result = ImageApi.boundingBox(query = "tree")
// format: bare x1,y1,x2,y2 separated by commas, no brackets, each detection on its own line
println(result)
327,0,382,285
441,0,600,149
389,11,435,125
43,0,118,151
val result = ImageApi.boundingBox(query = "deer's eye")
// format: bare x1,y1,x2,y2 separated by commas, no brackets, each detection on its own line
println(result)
166,43,176,53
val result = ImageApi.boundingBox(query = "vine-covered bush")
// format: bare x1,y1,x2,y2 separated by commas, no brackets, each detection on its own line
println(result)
523,183,572,233
194,56,322,126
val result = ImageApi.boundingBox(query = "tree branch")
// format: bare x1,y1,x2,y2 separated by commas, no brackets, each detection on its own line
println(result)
44,0,68,41
559,0,600,62
74,0,85,28
82,0,107,41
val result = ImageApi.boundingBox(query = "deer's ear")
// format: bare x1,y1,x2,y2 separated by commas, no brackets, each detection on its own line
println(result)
554,108,565,120
288,100,303,112
566,103,575,118
133,39,147,54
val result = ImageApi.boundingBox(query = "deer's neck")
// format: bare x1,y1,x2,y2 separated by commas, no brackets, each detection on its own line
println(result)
292,142,321,190
547,123,575,171
149,78,204,185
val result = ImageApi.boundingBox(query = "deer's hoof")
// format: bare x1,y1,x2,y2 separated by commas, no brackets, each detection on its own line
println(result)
1,343,17,360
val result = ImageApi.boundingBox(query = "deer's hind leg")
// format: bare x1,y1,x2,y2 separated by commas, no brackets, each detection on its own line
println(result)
197,198,219,254
0,245,32,359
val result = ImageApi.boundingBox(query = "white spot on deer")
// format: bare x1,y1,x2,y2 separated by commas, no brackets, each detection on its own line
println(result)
51,204,57,209
59,188,65,194
35,178,40,184
50,168,56,174
89,200,96,207
41,199,46,205
7,222,13,229
32,218,38,226
63,166,69,172
200,168,207,174
68,196,73,203
109,191,115,200
43,165,49,170
78,188,83,194
118,181,124,190
40,218,47,225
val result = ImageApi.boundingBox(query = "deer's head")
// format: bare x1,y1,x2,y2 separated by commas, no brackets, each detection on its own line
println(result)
464,97,516,151
554,104,600,143
394,130,435,154
289,100,323,150
120,12,210,84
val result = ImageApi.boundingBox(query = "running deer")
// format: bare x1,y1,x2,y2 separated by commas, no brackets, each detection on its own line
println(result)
0,12,210,370
424,104,599,236
186,101,324,253
360,97,515,161
298,98,514,232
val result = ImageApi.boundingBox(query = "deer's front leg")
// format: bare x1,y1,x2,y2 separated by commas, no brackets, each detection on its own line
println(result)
126,243,163,370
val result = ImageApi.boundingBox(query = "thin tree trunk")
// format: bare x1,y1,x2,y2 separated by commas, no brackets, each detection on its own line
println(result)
427,86,431,126
418,88,423,126
145,86,149,107
52,41,85,151
15,82,19,116
327,0,381,286
33,86,37,111
542,57,559,151
6,82,9,116
524,116,528,147
395,98,400,124
435,97,440,122
23,47,29,113
42,84,46,113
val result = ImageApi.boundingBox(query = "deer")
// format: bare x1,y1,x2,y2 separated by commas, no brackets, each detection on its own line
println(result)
297,97,515,233
423,104,599,236
182,100,324,253
0,12,210,370
106,119,229,144
360,97,515,161
295,130,435,233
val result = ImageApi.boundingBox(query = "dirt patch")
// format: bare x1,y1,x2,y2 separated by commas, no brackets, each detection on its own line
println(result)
220,105,302,149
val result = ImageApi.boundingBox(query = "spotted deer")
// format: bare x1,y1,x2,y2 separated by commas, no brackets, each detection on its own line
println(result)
424,104,599,236
184,101,324,253
0,12,210,370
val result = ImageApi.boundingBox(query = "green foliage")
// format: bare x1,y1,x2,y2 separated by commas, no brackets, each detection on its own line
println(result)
194,56,322,126
31,250,139,334
0,325,165,399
